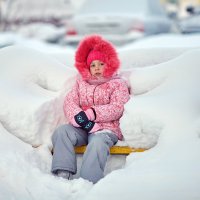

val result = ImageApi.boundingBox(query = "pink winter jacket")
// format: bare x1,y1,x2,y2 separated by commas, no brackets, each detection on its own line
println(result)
63,77,130,140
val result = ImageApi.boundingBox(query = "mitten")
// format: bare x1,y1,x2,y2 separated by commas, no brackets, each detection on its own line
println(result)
89,123,100,133
74,111,89,127
82,121,100,133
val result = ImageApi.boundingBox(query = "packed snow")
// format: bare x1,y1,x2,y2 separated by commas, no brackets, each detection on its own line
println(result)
0,33,200,200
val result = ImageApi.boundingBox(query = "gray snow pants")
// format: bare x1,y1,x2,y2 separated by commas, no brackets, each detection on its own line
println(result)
51,124,118,183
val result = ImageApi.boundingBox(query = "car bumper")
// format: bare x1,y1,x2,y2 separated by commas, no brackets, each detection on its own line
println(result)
62,32,144,46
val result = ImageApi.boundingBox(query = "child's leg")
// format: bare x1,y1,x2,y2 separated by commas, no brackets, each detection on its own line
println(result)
51,124,88,175
80,132,118,183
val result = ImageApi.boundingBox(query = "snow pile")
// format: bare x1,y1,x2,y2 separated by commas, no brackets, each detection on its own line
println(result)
0,123,92,200
0,32,76,54
118,33,200,68
121,48,200,148
0,46,76,147
119,47,188,68
16,23,66,42
0,44,200,200
1,45,199,149
121,33,200,49
0,45,192,149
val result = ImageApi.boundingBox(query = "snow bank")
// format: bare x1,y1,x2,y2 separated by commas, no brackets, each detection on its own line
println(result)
0,44,200,200
1,45,198,149
121,48,200,148
120,33,200,49
0,46,76,146
0,124,92,200
118,33,200,68
119,47,189,68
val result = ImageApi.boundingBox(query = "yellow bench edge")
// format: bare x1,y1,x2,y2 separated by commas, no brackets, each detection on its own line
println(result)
75,145,147,155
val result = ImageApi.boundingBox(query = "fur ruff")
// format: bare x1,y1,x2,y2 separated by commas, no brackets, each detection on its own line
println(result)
74,35,120,80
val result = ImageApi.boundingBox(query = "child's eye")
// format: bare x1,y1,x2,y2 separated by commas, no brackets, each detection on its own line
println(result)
100,63,104,66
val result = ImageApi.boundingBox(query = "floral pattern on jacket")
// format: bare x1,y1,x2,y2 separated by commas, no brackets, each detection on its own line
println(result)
63,77,130,140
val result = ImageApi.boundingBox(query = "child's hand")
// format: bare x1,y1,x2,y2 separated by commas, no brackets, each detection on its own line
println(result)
74,111,89,127
82,121,100,133
74,108,96,127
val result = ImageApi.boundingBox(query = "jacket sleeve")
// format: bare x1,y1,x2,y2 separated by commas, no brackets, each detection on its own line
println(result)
93,80,130,123
63,81,82,122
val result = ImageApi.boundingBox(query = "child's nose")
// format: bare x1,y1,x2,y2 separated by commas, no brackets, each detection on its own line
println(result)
95,64,100,69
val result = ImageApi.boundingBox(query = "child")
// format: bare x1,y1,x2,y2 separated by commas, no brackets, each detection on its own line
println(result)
51,35,130,183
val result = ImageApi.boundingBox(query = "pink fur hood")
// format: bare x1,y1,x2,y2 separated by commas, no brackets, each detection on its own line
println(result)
74,35,120,80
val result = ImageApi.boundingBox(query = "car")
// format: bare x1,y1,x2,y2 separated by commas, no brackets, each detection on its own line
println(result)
62,0,172,46
178,6,200,34
178,15,200,34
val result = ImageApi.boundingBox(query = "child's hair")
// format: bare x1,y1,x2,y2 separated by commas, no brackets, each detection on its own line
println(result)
74,34,120,80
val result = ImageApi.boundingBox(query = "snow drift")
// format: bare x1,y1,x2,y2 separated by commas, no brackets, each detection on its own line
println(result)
0,45,200,200
0,46,77,147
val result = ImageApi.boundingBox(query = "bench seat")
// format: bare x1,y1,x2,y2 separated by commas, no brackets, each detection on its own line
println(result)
75,145,147,155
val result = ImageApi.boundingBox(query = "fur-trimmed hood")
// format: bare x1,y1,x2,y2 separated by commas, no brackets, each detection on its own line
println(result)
74,35,120,80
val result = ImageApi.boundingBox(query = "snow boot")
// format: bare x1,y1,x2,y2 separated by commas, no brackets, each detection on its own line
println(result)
56,170,73,180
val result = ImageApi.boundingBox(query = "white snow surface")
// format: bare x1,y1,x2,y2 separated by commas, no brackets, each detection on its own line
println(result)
120,33,200,49
0,35,200,199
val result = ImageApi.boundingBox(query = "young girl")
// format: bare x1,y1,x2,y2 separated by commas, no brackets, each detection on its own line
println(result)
51,35,130,183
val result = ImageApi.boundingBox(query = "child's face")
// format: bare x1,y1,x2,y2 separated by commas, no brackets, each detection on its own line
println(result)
89,60,105,78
